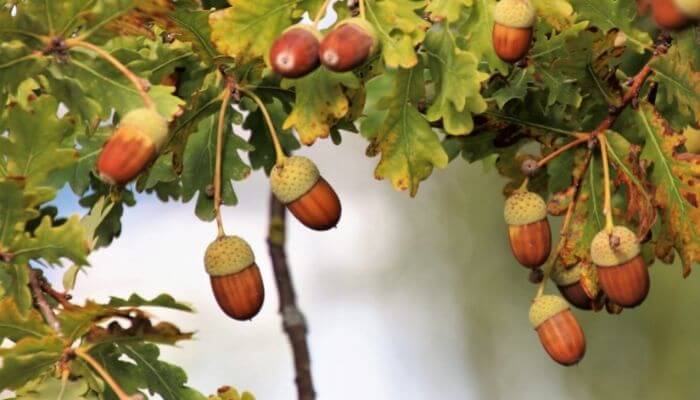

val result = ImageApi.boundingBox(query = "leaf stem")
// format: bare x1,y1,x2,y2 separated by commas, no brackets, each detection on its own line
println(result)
214,79,235,239
75,347,135,400
359,0,366,20
65,38,156,111
312,0,333,27
599,134,615,233
239,87,287,166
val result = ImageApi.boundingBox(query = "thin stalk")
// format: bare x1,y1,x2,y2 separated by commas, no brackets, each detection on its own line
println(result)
65,39,155,111
598,134,614,233
536,136,588,169
312,0,333,27
75,348,134,400
239,87,287,166
359,0,366,19
214,83,234,238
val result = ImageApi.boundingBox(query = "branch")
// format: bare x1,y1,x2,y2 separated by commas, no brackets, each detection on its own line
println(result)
28,268,62,333
38,275,76,310
267,193,316,400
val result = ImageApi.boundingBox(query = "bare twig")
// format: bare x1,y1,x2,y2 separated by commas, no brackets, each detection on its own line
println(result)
38,276,76,310
28,268,62,333
267,193,316,400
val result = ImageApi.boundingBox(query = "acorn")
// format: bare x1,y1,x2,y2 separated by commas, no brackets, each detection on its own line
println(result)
270,156,341,231
96,108,168,185
652,0,700,29
590,226,649,308
319,17,378,72
504,191,551,269
492,0,536,63
269,25,322,78
529,295,586,366
204,235,265,320
551,264,592,310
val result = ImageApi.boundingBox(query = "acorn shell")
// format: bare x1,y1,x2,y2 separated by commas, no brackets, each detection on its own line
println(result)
508,219,551,269
492,23,533,63
536,309,586,366
287,177,342,231
269,25,322,78
210,264,265,320
319,17,378,72
652,0,690,29
597,254,649,308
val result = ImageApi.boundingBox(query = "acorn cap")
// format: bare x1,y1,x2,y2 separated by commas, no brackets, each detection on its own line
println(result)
270,156,320,204
675,0,700,18
551,264,582,286
590,226,640,267
120,108,169,151
529,295,570,328
282,24,323,41
504,191,547,226
204,235,255,277
335,17,379,54
494,0,537,28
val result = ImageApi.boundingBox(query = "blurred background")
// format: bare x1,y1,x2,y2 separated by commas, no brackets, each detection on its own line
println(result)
43,132,700,400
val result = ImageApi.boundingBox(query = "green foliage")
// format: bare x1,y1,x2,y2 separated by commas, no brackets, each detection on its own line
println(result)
1,0,700,395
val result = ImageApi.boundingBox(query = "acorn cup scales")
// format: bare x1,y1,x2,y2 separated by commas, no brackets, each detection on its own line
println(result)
590,226,649,308
204,236,265,321
492,0,536,63
269,25,322,78
530,295,586,366
504,191,552,269
96,108,169,185
270,156,341,231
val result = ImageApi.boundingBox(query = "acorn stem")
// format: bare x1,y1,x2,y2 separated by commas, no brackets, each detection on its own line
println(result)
535,150,593,299
65,38,156,111
536,135,588,169
359,0,367,20
75,347,134,400
214,79,235,239
518,177,529,192
598,134,615,233
239,87,287,166
312,0,333,27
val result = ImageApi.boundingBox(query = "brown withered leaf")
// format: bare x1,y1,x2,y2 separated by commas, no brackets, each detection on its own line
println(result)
638,105,700,277
105,0,177,38
579,260,600,301
86,318,193,346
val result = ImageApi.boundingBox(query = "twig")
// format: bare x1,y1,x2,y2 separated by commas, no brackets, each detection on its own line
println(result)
28,268,62,333
214,78,235,238
535,150,593,298
239,87,287,166
536,135,589,168
65,38,156,110
359,0,366,19
267,193,316,400
312,0,333,27
38,277,75,310
598,134,615,233
75,347,136,400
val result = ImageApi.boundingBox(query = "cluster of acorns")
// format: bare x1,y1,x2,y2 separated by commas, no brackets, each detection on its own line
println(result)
269,17,378,78
504,191,650,365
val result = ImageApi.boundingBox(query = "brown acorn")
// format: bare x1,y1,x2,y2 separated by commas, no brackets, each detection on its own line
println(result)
319,18,378,72
551,264,592,310
590,226,649,308
204,236,264,320
269,25,322,78
96,108,168,185
270,156,341,231
652,0,699,29
504,191,551,269
492,0,536,63
529,295,586,366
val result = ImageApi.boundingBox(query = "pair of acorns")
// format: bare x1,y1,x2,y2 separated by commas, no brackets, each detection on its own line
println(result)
505,191,650,365
269,17,378,78
651,0,700,30
204,157,342,320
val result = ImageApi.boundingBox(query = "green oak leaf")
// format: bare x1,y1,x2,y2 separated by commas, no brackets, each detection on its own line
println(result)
107,293,194,312
2,96,76,187
638,104,700,276
282,68,359,145
455,0,509,74
167,9,219,62
424,24,488,135
0,41,48,105
12,215,89,267
365,0,430,69
362,64,449,196
0,298,54,342
181,113,252,221
570,0,652,53
651,45,700,125
245,97,301,174
426,0,473,23
14,377,94,399
0,336,64,390
532,0,575,30
209,0,297,65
